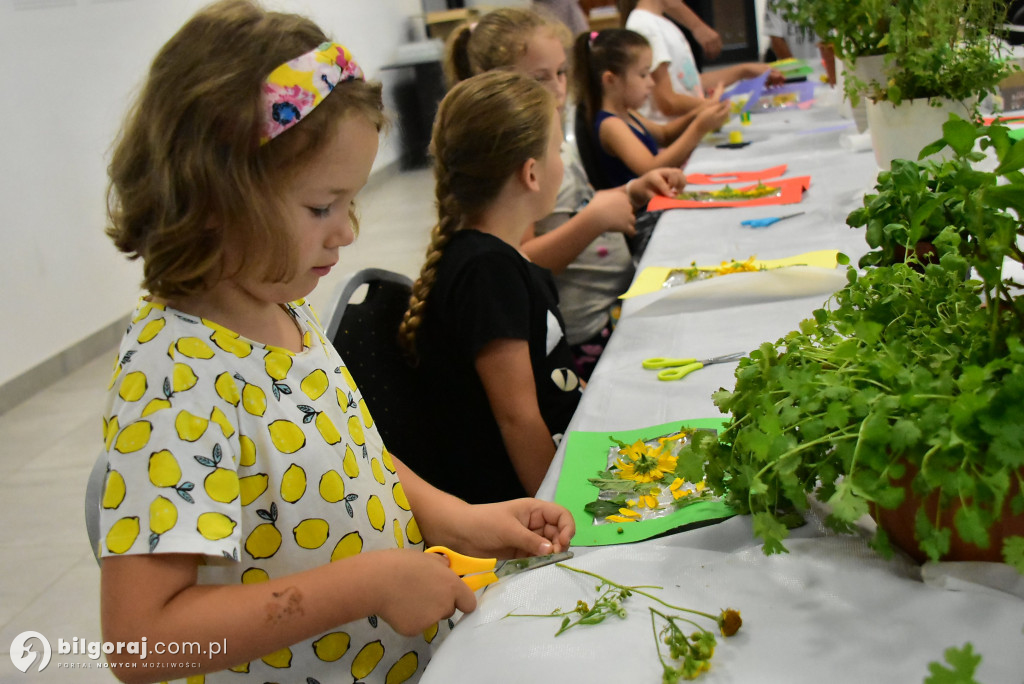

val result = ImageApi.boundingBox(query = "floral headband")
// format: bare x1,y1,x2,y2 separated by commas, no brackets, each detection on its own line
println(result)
261,41,364,144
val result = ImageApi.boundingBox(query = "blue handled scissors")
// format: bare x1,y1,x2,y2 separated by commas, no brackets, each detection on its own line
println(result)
642,352,746,381
740,212,805,228
426,546,573,590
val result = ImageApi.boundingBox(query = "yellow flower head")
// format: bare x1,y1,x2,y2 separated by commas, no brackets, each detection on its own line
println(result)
614,441,678,483
718,608,742,637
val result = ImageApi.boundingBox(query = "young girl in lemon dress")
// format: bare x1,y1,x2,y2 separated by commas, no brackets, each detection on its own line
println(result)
97,2,574,682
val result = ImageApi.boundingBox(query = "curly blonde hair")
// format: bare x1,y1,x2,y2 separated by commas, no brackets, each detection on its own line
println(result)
443,6,571,87
398,71,555,362
106,0,385,299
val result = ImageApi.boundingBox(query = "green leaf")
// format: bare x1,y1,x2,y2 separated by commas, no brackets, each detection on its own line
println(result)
924,643,982,684
994,138,1024,175
952,506,990,549
1002,536,1024,574
942,116,978,157
917,138,948,160
890,419,923,451
752,512,790,555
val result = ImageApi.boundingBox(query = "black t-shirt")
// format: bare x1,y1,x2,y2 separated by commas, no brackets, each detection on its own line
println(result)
411,230,582,503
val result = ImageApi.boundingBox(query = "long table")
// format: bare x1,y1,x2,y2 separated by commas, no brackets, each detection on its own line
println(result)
421,88,1024,683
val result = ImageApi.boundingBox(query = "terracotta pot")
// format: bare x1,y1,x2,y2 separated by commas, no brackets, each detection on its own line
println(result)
872,466,1024,565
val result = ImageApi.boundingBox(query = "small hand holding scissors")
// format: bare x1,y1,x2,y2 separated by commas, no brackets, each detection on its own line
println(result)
426,546,574,590
642,352,746,381
740,211,804,228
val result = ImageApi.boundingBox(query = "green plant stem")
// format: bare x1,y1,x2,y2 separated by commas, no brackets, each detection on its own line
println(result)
556,564,721,624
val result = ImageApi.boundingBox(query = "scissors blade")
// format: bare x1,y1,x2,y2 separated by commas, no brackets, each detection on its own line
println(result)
493,551,574,579
697,352,746,365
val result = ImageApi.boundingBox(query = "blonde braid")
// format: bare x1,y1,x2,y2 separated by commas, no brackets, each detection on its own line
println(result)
399,70,554,363
398,178,462,362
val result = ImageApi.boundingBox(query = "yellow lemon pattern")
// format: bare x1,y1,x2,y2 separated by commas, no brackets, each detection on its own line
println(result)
98,298,437,682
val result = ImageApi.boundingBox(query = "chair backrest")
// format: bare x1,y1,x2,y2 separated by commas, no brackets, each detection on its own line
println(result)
324,268,428,464
573,104,615,190
85,449,107,564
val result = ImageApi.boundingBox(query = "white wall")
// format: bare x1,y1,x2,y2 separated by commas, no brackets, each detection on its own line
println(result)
0,0,420,388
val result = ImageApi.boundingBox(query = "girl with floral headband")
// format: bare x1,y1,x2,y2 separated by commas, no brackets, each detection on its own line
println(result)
443,7,685,379
98,2,573,682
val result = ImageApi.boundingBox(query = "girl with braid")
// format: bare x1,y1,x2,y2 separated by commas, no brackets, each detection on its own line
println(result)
444,7,685,379
398,70,581,504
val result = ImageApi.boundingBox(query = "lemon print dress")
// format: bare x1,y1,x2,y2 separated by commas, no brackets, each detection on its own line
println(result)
98,298,444,684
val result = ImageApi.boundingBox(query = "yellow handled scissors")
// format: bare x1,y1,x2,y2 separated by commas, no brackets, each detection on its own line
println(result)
642,352,746,381
426,546,573,591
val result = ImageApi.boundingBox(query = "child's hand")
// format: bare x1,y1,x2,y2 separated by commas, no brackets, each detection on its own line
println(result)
374,549,478,636
451,498,575,559
629,168,686,205
696,101,731,133
581,188,637,237
705,82,726,103
765,68,786,86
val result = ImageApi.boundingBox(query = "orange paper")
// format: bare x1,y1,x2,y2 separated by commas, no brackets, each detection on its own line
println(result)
648,176,811,211
685,164,788,185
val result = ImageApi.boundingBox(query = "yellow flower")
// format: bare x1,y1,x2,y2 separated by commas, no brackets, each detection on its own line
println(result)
634,489,661,509
669,477,691,500
614,442,678,483
695,481,707,492
719,608,742,636
606,515,639,523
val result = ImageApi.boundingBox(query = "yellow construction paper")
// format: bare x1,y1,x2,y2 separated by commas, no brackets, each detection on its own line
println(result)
619,250,840,299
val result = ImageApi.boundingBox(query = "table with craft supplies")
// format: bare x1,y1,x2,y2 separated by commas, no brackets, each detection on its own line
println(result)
420,81,1024,683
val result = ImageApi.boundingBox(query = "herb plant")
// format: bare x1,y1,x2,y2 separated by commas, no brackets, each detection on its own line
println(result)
506,564,741,682
695,118,1024,571
772,0,1014,107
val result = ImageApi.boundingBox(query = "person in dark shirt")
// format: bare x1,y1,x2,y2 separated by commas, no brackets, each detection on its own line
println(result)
398,71,582,503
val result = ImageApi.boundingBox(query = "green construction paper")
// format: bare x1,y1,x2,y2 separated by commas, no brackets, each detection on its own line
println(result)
555,418,736,547
1010,128,1024,141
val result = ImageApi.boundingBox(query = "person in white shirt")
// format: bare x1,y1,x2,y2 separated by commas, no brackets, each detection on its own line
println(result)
763,0,822,63
622,0,783,123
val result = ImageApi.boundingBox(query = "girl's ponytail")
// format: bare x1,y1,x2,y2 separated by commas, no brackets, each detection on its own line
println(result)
572,30,603,129
443,23,475,87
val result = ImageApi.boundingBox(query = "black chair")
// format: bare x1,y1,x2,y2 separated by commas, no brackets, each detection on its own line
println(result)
324,268,428,464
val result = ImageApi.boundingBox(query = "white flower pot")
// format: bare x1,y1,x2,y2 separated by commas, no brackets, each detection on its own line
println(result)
866,97,974,169
834,54,888,133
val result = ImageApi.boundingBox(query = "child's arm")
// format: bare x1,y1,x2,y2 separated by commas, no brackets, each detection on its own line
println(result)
663,0,723,61
473,338,555,497
650,62,708,118
599,103,730,175
520,189,637,274
700,62,786,91
393,457,575,556
101,548,474,682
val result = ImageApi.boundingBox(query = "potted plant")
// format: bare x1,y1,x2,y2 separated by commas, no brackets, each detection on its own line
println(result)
772,0,1014,150
770,0,892,131
862,0,1014,168
688,117,1024,572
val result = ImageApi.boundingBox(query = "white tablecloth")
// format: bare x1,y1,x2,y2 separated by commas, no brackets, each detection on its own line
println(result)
421,87,1024,684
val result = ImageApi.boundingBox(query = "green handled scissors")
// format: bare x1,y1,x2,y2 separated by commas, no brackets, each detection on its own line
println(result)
642,352,746,381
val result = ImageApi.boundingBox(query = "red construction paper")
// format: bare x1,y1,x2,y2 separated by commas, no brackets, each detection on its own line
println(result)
647,176,811,210
685,164,788,185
